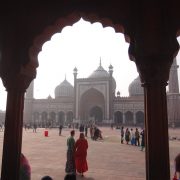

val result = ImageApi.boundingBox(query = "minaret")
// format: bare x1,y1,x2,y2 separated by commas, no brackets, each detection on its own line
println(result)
73,67,78,121
24,81,34,124
109,64,113,122
168,58,179,93
25,80,34,99
167,58,180,127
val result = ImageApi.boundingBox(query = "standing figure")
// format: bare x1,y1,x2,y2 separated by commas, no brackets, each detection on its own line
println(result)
130,128,135,145
173,153,180,180
120,126,124,144
140,129,145,151
59,124,63,136
90,125,93,139
85,125,88,137
125,128,130,144
75,133,88,177
65,130,76,174
79,124,85,133
135,128,140,146
20,153,31,180
33,123,37,133
0,123,2,131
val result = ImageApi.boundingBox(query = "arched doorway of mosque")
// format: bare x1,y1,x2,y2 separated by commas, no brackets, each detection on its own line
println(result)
114,111,123,125
80,88,105,123
42,111,48,128
136,111,144,127
58,111,65,126
66,111,73,125
125,111,133,125
49,112,56,127
90,106,103,123
33,112,40,126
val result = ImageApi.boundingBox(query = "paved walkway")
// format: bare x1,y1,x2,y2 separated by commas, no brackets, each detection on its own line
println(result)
0,127,179,180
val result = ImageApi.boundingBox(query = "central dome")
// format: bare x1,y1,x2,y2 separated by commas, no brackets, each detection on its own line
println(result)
88,61,116,90
89,64,109,78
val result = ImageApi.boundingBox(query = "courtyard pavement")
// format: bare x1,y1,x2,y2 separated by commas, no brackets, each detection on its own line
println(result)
0,127,179,180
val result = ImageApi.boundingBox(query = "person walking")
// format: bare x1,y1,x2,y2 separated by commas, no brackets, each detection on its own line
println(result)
65,130,76,174
75,133,88,177
59,124,63,136
120,126,124,144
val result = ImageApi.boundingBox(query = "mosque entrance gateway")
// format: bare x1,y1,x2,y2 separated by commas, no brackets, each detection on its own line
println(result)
89,106,103,123
79,87,105,122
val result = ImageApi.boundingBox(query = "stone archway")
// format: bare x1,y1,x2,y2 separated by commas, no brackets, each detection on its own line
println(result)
125,111,133,125
0,3,178,180
33,112,40,126
58,111,65,125
114,111,123,125
136,111,144,126
90,106,103,123
49,111,56,127
41,111,48,128
66,111,73,125
79,88,105,123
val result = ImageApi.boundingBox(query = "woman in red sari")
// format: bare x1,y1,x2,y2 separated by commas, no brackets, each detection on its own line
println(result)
75,133,88,177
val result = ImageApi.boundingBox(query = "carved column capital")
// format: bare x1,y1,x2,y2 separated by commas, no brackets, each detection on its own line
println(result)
1,64,36,92
134,54,173,87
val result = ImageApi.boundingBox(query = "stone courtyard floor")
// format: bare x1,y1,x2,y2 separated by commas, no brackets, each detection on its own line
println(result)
0,127,180,180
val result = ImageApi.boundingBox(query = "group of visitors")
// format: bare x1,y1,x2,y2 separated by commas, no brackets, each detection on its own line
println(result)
77,123,103,141
18,124,180,179
120,126,145,151
90,125,103,140
65,130,88,178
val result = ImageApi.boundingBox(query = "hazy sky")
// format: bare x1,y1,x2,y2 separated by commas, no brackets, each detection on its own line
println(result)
0,18,180,111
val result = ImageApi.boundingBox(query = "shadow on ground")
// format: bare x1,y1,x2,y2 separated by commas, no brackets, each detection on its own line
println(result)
76,175,95,180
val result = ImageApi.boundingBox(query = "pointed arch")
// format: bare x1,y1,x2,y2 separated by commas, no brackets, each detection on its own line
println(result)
114,111,123,125
29,12,128,70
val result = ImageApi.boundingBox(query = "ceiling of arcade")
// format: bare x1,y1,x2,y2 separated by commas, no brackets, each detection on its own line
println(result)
0,1,180,89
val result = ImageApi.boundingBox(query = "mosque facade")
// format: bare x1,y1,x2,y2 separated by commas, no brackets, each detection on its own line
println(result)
22,59,180,127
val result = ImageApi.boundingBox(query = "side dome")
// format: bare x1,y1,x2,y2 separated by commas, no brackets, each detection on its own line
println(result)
55,79,74,98
128,76,144,96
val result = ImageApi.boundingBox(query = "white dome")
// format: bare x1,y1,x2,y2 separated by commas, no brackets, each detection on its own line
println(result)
88,64,116,91
128,76,144,96
55,79,74,98
89,65,109,78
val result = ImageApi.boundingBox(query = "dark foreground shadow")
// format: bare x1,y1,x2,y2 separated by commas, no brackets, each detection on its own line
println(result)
76,175,95,180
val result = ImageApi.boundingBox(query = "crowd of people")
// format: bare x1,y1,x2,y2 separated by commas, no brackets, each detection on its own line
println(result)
120,126,145,151
17,123,180,179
